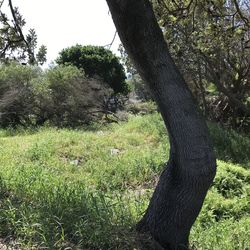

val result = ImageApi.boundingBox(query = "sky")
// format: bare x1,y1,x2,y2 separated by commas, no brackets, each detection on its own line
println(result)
2,0,121,65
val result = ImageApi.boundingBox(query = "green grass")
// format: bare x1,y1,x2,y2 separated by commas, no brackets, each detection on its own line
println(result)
0,113,249,249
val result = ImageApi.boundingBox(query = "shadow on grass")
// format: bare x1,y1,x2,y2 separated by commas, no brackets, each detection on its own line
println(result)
0,123,106,138
0,178,154,249
208,123,250,168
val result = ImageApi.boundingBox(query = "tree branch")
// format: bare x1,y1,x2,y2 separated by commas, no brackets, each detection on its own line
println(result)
104,31,117,49
233,0,249,28
0,0,5,9
8,0,35,63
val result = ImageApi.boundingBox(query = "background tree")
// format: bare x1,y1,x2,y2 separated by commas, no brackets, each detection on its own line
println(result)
152,0,250,130
119,0,250,130
119,44,152,101
0,63,112,127
56,45,129,95
106,0,216,249
0,0,47,65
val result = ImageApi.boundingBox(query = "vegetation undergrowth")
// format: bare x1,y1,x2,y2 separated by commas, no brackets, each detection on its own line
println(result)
0,113,249,249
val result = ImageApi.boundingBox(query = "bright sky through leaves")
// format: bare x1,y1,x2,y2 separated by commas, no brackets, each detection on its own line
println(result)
2,0,120,66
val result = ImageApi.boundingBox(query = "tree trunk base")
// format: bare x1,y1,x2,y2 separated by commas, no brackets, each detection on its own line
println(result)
136,158,214,250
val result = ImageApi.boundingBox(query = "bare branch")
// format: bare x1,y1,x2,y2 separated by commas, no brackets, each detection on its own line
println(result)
0,0,5,9
104,31,117,49
233,0,249,28
8,0,35,63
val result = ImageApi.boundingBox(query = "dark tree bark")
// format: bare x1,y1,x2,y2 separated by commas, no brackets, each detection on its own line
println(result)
106,1,216,249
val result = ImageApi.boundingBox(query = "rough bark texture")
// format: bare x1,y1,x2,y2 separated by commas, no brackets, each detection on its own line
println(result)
106,1,217,249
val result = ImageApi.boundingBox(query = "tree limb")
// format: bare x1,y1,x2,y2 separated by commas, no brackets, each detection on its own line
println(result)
232,0,249,28
8,0,35,63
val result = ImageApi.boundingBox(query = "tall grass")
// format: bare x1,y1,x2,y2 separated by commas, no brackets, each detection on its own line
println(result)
0,113,249,249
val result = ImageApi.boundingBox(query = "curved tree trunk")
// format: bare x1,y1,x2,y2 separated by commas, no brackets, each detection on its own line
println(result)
106,1,217,249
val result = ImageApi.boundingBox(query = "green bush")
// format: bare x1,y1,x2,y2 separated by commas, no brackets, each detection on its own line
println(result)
208,122,250,168
126,101,157,115
0,63,42,127
42,65,112,127
0,63,112,127
56,45,129,94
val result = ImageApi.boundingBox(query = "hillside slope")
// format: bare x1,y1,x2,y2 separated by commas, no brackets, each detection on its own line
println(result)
0,114,249,249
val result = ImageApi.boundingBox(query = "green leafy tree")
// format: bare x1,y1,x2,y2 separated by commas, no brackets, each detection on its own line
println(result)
119,0,250,129
0,0,47,65
152,0,250,129
56,45,129,94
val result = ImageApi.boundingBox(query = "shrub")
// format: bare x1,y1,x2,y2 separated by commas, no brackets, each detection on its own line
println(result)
0,63,42,127
126,101,157,115
56,45,129,94
208,122,250,168
0,63,112,127
43,65,112,127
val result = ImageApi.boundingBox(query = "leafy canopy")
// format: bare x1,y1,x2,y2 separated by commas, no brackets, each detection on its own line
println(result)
56,45,129,94
153,0,250,129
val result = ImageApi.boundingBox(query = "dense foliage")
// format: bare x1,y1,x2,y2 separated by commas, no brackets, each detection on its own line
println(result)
0,113,249,249
154,0,250,129
56,45,129,94
0,63,112,127
0,63,40,126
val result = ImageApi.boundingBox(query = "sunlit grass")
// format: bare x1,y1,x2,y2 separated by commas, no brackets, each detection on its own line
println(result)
0,114,249,249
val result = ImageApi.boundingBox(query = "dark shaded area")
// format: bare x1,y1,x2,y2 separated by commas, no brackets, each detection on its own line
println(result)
208,123,250,168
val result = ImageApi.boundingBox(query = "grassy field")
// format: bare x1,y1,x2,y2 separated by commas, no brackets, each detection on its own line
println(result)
0,113,249,249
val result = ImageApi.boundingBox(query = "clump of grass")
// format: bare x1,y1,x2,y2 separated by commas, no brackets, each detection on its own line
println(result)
191,217,250,250
209,122,250,168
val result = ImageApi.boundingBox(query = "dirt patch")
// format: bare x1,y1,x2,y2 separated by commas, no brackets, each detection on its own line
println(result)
0,238,22,250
